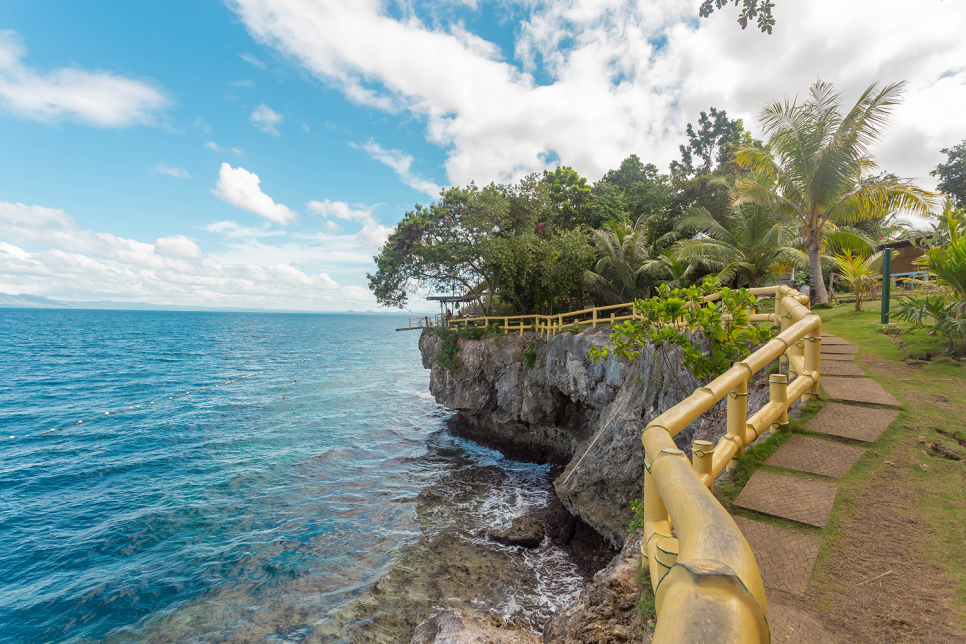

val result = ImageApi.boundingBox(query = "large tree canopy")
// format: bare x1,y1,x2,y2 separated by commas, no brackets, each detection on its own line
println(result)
367,175,596,313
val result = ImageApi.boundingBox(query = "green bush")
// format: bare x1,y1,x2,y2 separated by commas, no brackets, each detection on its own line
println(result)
522,341,536,368
432,324,501,372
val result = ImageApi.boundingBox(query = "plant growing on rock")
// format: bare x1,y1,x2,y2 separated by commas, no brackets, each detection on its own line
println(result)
432,324,501,372
587,278,772,396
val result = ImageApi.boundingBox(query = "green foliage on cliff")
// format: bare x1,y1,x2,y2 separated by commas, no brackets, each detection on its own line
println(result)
588,278,772,389
430,325,501,372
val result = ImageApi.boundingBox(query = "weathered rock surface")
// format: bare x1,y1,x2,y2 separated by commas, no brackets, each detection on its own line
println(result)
487,517,545,549
419,329,705,549
411,609,541,644
543,530,653,644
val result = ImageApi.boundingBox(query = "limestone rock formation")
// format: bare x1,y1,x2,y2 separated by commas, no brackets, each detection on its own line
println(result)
411,609,541,644
419,328,706,549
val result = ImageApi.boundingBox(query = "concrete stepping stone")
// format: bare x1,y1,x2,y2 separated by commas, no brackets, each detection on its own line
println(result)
804,403,899,442
820,353,856,361
734,471,837,528
820,337,855,346
819,361,866,377
769,604,837,643
735,517,821,596
765,435,865,478
820,344,859,354
821,377,901,407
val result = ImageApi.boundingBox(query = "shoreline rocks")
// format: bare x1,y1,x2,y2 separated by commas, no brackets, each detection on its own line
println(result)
487,517,545,549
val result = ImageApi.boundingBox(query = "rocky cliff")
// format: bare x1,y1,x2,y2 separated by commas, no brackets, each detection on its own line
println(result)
419,327,777,549
419,328,702,549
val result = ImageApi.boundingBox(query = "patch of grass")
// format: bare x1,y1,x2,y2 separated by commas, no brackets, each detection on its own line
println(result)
635,561,656,622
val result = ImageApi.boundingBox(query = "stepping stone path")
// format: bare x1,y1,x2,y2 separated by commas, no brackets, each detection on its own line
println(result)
730,332,904,643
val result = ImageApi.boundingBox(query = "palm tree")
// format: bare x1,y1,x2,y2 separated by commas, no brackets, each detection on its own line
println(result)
583,216,655,303
731,80,937,302
642,251,695,289
673,204,806,288
833,251,883,311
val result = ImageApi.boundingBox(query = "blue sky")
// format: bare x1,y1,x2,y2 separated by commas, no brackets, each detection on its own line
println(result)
1,0,964,311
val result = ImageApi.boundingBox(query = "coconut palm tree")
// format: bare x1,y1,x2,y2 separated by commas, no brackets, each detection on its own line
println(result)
642,251,696,289
583,216,657,303
673,204,806,288
731,79,937,302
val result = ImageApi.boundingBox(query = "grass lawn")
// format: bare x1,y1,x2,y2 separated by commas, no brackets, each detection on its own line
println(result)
717,299,966,643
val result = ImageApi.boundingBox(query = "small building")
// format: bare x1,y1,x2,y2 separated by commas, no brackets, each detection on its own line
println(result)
877,239,926,280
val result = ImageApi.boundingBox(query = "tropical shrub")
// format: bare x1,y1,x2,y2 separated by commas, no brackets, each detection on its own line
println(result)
833,251,882,311
587,278,772,396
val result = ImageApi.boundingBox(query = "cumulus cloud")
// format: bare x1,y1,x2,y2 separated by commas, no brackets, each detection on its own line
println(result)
351,138,441,198
154,235,202,258
0,30,170,127
229,0,966,188
307,199,393,250
250,103,282,135
212,163,298,225
152,163,191,179
0,201,378,309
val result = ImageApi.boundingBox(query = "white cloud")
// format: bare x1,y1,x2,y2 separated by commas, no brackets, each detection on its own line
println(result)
155,235,202,258
231,79,255,87
307,199,393,250
250,103,282,135
212,163,298,225
152,163,191,179
0,30,170,127
351,138,441,198
240,52,267,70
204,141,221,151
230,0,966,189
0,201,378,309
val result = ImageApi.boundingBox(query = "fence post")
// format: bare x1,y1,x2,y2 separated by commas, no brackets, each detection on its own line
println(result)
803,333,821,401
770,373,789,426
593,308,597,328
778,298,790,367
727,376,748,462
881,248,892,324
610,312,615,326
692,440,714,489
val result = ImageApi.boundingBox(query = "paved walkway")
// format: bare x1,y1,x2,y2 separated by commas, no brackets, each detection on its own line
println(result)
729,334,903,643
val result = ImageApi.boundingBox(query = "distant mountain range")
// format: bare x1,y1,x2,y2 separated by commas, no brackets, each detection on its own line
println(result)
0,293,401,314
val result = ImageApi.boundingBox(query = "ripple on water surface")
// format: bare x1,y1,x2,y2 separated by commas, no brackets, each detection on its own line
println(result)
0,310,583,643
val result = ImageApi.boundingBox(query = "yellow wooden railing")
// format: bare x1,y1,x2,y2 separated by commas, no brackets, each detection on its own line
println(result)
449,284,818,642
640,284,818,643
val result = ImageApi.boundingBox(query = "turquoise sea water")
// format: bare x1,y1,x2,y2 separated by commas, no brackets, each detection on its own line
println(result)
0,310,582,643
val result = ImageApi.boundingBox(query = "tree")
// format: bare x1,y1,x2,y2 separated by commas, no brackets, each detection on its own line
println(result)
367,175,596,314
731,79,937,303
670,108,745,179
583,217,656,303
541,166,594,228
674,203,806,288
931,139,966,209
699,0,776,34
597,155,673,224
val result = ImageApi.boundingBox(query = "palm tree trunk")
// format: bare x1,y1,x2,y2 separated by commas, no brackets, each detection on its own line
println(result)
807,237,829,303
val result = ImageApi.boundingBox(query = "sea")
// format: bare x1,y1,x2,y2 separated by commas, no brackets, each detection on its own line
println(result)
0,309,584,644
